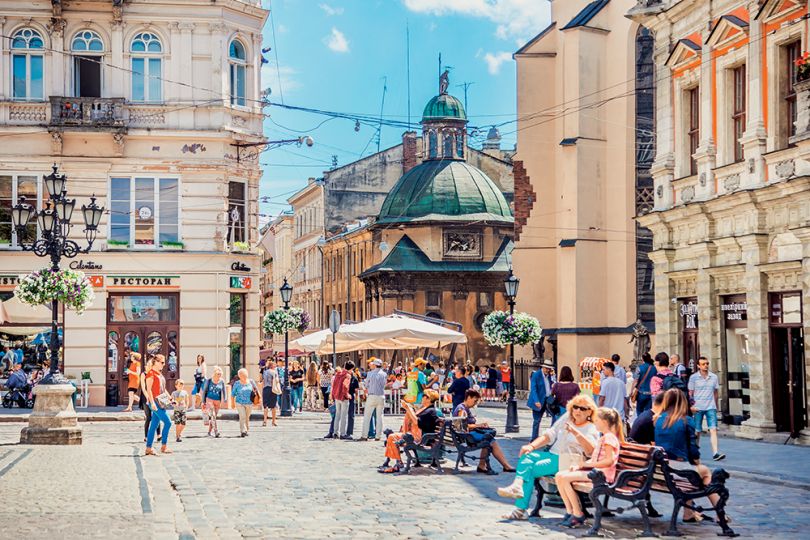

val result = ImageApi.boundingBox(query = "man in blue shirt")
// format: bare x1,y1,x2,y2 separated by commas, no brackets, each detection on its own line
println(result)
6,362,28,391
632,354,657,415
527,359,555,440
447,365,471,410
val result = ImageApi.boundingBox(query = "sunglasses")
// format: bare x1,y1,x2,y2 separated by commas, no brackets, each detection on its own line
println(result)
572,405,590,412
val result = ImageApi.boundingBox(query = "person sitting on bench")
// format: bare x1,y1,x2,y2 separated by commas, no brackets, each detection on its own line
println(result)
378,389,440,474
453,389,515,473
554,407,624,528
497,394,598,520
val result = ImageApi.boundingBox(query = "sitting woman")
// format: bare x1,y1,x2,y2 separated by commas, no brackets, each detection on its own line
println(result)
453,389,515,473
554,407,624,528
654,388,725,523
379,389,441,474
497,394,598,520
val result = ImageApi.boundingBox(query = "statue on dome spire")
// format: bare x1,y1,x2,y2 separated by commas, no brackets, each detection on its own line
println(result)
439,69,449,95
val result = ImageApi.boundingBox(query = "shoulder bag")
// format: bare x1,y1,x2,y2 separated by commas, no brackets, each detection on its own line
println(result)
631,364,653,401
250,380,261,406
271,371,282,395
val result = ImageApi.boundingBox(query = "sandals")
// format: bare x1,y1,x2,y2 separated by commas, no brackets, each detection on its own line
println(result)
378,465,401,474
502,466,517,473
477,466,498,475
160,446,173,454
563,515,586,528
144,448,157,456
503,508,527,521
497,484,523,499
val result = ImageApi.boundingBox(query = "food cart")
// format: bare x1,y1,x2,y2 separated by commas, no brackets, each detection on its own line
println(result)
578,357,609,400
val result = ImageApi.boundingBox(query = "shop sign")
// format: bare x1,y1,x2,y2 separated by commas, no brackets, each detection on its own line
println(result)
680,301,698,329
0,275,20,287
231,261,251,272
109,276,179,288
88,275,104,288
721,301,747,321
230,276,252,289
69,260,103,270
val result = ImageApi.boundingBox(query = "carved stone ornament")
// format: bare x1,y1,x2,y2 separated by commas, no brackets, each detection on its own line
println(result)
113,132,125,155
50,131,63,155
698,172,706,187
748,158,755,174
681,185,695,203
443,230,482,259
723,173,740,192
48,17,67,36
775,159,795,179
656,185,663,198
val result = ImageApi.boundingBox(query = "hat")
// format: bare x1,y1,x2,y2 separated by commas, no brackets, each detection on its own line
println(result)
370,358,382,366
501,360,507,365
540,359,555,369
414,358,427,367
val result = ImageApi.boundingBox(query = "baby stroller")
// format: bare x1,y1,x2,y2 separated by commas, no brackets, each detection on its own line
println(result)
2,382,35,409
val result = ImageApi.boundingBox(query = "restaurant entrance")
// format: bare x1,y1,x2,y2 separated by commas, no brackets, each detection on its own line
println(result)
769,292,806,436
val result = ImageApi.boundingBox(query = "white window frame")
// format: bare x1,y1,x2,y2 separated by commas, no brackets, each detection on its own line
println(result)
229,39,248,107
71,30,106,98
10,28,45,102
228,180,247,246
130,32,163,103
107,175,181,249
0,173,42,249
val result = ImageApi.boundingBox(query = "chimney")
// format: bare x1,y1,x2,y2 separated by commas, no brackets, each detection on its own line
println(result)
402,131,418,174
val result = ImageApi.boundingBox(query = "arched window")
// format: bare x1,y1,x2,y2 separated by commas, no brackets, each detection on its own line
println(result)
131,32,162,102
229,39,247,106
428,130,438,158
456,130,464,158
71,30,104,97
443,132,454,158
11,28,44,100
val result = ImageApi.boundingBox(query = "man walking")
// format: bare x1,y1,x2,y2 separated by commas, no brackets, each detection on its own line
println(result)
689,356,725,461
331,363,351,439
670,353,686,379
527,359,555,440
632,353,657,414
610,353,627,384
598,362,628,419
360,358,387,441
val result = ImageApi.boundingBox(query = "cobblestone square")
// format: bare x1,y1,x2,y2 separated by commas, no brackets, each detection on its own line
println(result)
0,408,807,539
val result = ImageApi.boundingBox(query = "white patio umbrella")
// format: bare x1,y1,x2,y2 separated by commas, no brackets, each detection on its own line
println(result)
288,323,360,353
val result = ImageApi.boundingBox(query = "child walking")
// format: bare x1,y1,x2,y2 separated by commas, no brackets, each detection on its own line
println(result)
172,379,189,442
554,407,623,528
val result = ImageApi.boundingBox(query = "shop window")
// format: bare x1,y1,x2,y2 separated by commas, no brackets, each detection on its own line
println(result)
0,174,40,247
732,65,746,163
720,295,750,423
108,295,178,322
228,181,246,245
131,32,162,102
687,87,700,175
783,41,801,147
477,291,493,310
229,39,247,106
109,176,179,247
229,292,245,379
11,28,44,101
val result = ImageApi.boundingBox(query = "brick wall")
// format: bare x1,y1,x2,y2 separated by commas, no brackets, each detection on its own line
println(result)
512,160,535,241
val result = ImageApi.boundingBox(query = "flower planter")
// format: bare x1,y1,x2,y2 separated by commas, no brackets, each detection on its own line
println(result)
15,267,95,314
482,310,542,347
263,307,311,336
790,78,810,144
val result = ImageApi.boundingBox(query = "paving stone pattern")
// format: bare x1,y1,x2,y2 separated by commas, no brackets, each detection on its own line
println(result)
0,409,806,539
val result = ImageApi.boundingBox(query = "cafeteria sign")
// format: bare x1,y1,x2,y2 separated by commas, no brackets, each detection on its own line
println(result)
230,276,252,289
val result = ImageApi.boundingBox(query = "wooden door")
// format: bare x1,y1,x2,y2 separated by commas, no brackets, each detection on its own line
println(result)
771,327,806,435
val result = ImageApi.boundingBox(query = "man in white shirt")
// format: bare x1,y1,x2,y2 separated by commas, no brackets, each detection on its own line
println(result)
360,358,387,441
598,362,629,419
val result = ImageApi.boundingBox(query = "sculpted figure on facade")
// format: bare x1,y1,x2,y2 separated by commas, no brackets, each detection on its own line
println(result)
628,318,651,368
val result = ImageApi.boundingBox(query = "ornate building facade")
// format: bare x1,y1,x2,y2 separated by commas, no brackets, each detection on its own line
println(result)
630,0,810,442
0,0,267,404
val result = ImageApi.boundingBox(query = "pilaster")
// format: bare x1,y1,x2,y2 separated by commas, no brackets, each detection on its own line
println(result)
792,227,810,443
209,22,228,105
695,30,717,199
740,1,768,189
110,22,125,97
0,17,6,101
167,22,181,102
649,248,677,355
652,33,675,211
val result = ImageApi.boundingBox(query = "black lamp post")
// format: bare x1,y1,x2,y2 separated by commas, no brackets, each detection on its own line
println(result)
11,164,104,385
279,277,293,417
504,267,520,433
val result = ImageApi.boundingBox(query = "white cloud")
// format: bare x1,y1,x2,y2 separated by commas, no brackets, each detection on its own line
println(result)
324,27,350,53
483,51,512,75
261,62,302,96
403,0,549,42
319,3,344,16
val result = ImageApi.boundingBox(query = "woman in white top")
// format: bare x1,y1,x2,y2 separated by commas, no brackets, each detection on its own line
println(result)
497,394,599,520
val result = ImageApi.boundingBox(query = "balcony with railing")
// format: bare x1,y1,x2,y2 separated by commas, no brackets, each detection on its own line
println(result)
49,97,126,129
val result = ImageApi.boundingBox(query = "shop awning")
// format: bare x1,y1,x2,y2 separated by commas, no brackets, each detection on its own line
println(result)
0,296,53,325
0,326,50,336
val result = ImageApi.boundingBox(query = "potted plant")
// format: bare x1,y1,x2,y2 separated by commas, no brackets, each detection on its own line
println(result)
262,307,311,336
796,51,810,83
107,239,129,248
161,240,185,250
15,267,95,315
482,310,542,347
232,241,251,253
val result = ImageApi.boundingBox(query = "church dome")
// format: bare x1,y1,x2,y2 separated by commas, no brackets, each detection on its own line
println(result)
377,160,512,224
422,93,467,122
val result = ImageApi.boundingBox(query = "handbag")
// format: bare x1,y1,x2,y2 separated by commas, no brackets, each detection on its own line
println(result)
250,381,260,406
631,364,653,401
156,391,172,409
271,372,282,395
545,394,561,416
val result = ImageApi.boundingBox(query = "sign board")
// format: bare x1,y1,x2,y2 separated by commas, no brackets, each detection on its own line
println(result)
108,276,179,288
230,276,252,289
680,300,698,329
231,261,251,272
88,275,104,288
69,260,103,270
0,275,20,288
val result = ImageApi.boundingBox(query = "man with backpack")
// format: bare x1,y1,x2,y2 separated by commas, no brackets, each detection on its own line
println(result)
651,352,690,403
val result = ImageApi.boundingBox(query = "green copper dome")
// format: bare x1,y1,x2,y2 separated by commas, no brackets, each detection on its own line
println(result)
422,94,467,121
377,160,513,224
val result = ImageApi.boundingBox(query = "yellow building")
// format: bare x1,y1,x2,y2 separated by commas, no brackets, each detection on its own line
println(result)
512,0,656,370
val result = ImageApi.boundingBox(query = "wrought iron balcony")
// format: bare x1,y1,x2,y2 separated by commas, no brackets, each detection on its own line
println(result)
49,96,126,128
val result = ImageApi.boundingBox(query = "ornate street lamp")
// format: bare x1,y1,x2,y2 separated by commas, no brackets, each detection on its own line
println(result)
279,277,293,417
11,164,104,385
504,267,520,433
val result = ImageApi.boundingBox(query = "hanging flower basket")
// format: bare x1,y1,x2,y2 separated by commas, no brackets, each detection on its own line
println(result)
14,267,95,315
262,307,311,336
482,310,542,347
795,52,810,83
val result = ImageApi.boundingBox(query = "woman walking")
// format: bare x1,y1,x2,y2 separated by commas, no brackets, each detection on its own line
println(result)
305,360,320,410
261,361,280,426
123,352,141,412
144,354,173,455
203,366,226,437
139,356,155,441
497,395,598,520
190,355,207,411
319,361,334,410
232,368,258,437
290,360,304,412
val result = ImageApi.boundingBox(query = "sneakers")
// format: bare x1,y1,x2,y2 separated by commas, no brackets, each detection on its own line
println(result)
497,484,523,499
713,452,726,461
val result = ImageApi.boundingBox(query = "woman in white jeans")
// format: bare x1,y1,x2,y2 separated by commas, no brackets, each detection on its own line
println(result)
231,368,258,437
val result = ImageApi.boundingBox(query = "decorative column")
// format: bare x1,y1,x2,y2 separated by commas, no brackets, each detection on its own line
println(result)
648,246,677,355
694,27,717,199
740,0,768,189
167,22,181,103
651,36,675,210
738,235,776,439
0,17,6,101
179,23,195,102
49,20,66,98
209,23,228,105
110,20,125,97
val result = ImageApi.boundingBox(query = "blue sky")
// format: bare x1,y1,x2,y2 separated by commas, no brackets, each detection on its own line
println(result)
259,0,550,222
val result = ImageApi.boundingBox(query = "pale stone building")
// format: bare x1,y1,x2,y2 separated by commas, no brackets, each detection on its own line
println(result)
512,0,657,370
288,179,324,331
630,0,810,441
0,0,267,404
266,211,293,351
258,224,274,347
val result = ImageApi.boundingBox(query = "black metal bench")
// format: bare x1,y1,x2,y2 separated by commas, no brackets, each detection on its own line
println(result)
399,419,448,474
445,418,494,474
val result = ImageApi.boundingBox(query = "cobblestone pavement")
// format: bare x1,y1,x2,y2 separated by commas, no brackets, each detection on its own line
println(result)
0,409,807,539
